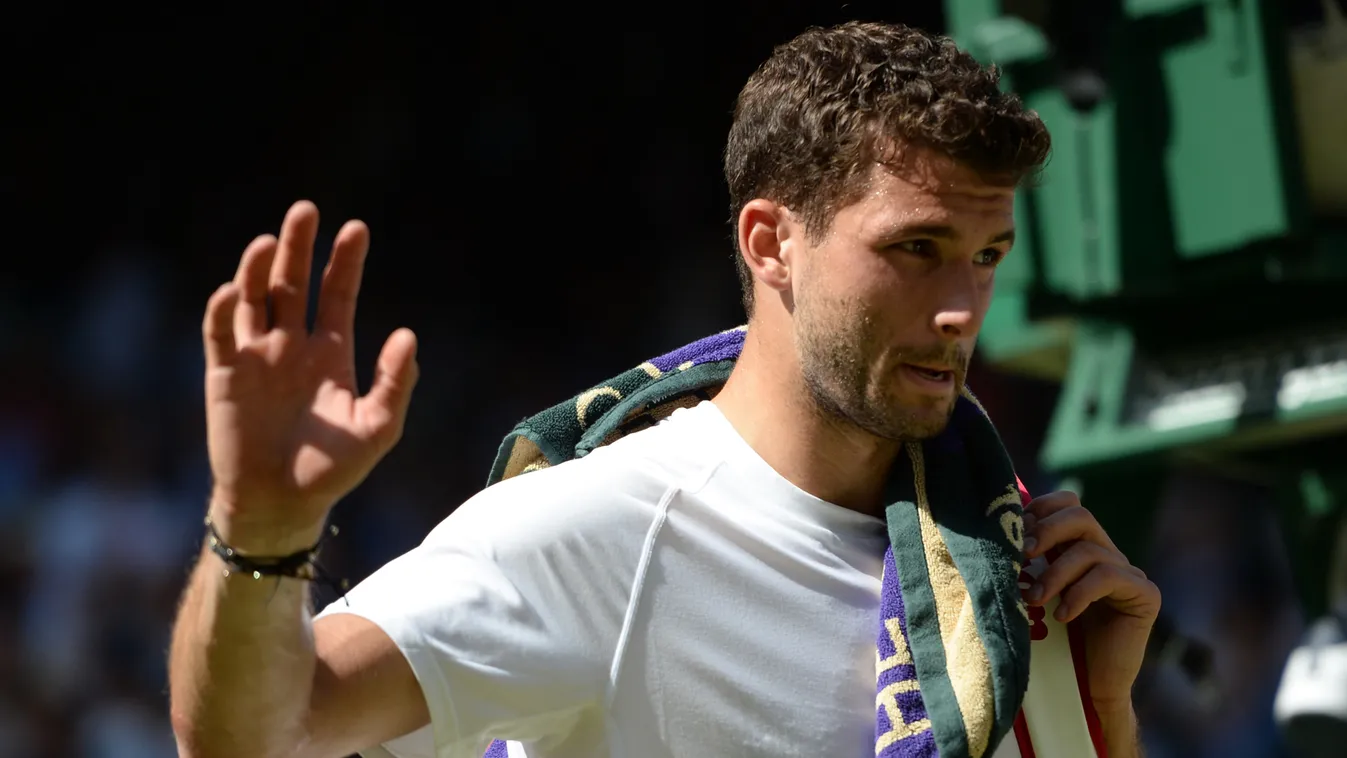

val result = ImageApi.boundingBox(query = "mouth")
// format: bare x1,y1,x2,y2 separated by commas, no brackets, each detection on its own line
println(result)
900,363,956,389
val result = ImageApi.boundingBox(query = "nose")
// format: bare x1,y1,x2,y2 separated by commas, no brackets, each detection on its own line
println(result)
933,308,975,339
932,269,986,337
930,265,982,340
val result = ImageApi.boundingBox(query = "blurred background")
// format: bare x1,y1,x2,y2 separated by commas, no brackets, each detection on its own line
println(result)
2,1,1345,756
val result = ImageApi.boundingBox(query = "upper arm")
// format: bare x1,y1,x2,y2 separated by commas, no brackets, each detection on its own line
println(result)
301,452,664,758
300,612,432,758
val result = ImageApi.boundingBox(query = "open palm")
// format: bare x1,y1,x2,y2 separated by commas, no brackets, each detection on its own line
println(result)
202,201,418,554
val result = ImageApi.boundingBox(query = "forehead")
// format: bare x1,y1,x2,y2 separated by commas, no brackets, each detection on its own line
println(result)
848,151,1016,231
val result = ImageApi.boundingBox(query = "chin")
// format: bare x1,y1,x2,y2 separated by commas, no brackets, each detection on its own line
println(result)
878,394,957,441
901,415,953,441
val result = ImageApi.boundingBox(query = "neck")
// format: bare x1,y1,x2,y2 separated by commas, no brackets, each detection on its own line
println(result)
713,323,902,518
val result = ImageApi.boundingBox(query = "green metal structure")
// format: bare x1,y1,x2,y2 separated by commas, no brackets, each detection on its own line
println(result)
944,0,1347,617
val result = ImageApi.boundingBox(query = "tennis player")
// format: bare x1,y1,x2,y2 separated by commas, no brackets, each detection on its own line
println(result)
169,21,1159,758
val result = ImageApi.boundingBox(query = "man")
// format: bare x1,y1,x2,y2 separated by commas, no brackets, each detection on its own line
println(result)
169,21,1159,758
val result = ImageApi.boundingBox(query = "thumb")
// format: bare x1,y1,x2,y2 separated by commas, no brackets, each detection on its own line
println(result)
357,327,419,445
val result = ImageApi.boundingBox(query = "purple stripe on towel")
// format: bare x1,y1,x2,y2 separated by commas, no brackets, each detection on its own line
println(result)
648,328,746,373
877,546,938,757
484,739,509,758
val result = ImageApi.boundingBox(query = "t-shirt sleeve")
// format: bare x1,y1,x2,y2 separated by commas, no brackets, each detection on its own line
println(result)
315,452,663,758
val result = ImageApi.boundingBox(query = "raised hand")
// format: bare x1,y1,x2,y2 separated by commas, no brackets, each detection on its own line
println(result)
201,201,419,554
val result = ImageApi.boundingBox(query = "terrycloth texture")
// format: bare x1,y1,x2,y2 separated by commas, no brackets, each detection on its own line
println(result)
483,326,1032,758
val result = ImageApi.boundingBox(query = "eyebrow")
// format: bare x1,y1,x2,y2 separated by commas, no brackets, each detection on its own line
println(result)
879,223,1016,248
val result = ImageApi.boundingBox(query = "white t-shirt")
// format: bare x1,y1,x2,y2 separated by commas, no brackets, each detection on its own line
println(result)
319,400,1028,758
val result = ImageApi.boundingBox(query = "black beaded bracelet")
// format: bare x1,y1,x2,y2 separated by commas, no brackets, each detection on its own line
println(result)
204,517,350,598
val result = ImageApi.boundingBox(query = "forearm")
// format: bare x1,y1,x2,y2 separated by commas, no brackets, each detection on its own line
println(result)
169,544,317,758
1096,703,1144,758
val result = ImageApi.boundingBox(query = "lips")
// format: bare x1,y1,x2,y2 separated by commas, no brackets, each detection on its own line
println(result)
904,364,954,381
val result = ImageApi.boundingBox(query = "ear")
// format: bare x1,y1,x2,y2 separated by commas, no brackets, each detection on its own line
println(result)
736,199,798,297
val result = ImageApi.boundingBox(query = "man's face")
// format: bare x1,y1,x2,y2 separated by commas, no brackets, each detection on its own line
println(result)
793,149,1016,441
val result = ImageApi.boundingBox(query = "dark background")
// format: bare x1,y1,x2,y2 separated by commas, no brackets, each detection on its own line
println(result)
5,0,947,515
0,2,1320,756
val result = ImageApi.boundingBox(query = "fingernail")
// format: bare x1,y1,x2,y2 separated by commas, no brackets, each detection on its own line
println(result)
1023,536,1038,554
1027,584,1043,603
1054,605,1068,621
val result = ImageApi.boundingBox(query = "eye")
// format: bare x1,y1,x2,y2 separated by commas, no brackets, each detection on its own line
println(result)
974,248,1006,267
894,239,939,258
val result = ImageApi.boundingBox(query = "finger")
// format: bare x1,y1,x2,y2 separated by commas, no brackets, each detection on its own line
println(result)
202,282,242,367
1023,490,1082,518
1026,540,1137,607
1055,564,1160,624
357,328,420,447
314,219,370,345
233,234,278,343
1021,511,1037,534
1025,503,1118,559
270,200,320,331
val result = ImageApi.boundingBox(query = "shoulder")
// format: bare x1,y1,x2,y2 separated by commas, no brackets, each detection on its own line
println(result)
434,403,723,556
319,408,723,667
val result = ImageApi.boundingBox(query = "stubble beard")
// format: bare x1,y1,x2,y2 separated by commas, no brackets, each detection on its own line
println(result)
796,295,965,443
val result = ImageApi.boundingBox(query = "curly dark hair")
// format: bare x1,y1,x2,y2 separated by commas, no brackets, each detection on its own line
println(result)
724,21,1052,314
